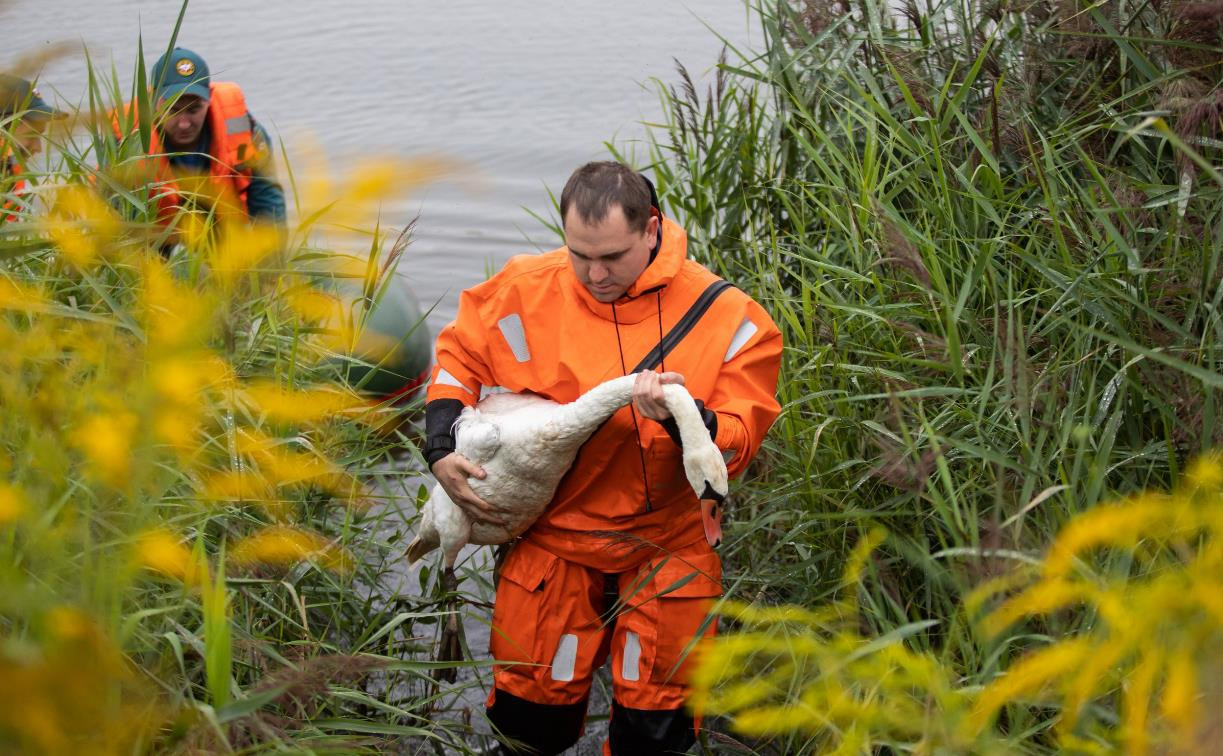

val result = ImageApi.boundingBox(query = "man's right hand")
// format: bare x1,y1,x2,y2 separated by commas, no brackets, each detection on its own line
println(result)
431,453,512,526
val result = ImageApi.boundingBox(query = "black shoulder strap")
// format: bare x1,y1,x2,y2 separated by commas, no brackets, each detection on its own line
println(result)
632,279,735,373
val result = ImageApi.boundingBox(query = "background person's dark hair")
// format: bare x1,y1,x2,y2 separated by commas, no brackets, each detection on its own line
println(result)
559,161,652,233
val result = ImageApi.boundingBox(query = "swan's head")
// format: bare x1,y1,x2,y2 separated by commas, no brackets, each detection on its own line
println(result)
683,441,728,503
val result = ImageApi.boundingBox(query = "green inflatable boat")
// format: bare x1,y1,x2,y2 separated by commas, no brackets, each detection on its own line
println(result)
329,274,433,404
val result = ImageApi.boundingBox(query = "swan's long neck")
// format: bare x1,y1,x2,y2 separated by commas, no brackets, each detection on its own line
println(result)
549,374,712,449
660,383,714,450
549,375,637,441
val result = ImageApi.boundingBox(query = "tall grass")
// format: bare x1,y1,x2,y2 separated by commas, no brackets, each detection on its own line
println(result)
1,40,475,754
616,0,1222,750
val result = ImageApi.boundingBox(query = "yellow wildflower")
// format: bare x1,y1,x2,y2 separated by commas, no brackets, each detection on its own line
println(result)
243,379,366,424
71,411,139,487
151,356,207,405
228,525,352,573
982,578,1092,636
345,322,400,362
347,160,397,204
44,606,96,643
209,222,282,282
285,286,344,323
322,156,454,228
843,526,888,590
152,407,202,452
0,483,26,524
235,429,343,487
1184,452,1223,492
0,276,50,314
134,528,196,583
971,638,1093,730
1123,648,1161,755
176,212,210,251
44,185,121,268
198,468,291,519
1043,494,1178,578
1160,651,1201,748
199,469,275,502
142,261,216,349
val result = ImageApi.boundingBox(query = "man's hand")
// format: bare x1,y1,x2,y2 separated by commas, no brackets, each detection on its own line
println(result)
632,369,685,422
431,453,511,526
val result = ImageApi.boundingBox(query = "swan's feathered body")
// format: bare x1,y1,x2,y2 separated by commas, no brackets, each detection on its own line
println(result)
406,374,728,568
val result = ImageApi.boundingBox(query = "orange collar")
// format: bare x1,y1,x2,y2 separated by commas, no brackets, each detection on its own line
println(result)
565,216,689,324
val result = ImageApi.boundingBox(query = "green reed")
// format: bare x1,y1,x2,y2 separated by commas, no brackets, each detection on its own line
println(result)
613,0,1222,750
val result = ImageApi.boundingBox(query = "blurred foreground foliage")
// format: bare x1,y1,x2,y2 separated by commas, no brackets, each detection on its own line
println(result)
0,48,464,752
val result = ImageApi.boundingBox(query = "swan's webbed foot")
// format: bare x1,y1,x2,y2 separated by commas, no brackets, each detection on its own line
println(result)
433,566,465,683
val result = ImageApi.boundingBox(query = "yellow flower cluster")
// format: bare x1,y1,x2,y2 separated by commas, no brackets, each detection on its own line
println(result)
971,451,1223,752
0,483,27,524
691,454,1223,754
2,132,439,752
228,525,353,574
44,185,123,268
689,601,983,752
0,607,168,754
0,176,386,590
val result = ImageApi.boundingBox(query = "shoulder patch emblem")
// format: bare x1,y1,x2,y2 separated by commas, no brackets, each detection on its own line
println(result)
175,59,195,76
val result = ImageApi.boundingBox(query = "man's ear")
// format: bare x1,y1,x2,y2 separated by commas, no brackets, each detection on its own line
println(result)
646,209,660,237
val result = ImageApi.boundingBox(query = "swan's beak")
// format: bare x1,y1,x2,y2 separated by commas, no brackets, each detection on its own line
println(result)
700,498,723,548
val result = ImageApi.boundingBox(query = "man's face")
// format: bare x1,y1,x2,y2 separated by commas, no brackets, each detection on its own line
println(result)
565,204,658,303
159,94,208,149
12,118,48,158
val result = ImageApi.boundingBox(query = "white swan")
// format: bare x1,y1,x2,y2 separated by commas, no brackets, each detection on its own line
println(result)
406,374,728,570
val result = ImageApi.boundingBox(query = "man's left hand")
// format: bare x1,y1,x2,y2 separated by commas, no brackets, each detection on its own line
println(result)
633,369,685,421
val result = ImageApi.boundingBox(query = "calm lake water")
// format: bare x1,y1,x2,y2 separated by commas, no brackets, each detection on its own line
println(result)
6,2,757,751
7,0,756,334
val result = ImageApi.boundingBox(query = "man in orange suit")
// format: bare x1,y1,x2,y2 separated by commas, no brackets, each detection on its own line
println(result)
424,161,782,755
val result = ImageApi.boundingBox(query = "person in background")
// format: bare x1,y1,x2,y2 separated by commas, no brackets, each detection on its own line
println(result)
1,74,66,223
425,161,783,755
115,47,285,236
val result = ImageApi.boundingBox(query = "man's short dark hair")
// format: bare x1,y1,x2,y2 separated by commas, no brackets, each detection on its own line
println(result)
559,161,652,233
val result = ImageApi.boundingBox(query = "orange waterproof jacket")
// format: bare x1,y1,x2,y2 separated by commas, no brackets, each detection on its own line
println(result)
427,217,782,571
114,82,258,223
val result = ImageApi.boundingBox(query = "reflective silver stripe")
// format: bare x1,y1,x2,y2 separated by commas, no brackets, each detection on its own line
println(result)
724,317,758,363
479,385,510,400
432,368,472,394
550,633,578,682
225,115,250,135
498,313,531,363
621,631,641,682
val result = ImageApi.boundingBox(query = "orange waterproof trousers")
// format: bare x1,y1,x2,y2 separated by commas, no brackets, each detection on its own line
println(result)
487,537,721,755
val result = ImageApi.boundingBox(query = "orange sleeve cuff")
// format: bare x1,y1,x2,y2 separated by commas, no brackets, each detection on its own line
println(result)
713,413,751,478
425,384,475,405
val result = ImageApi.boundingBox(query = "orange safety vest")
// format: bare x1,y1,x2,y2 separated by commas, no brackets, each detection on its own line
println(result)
113,81,259,224
427,217,783,571
2,158,25,223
